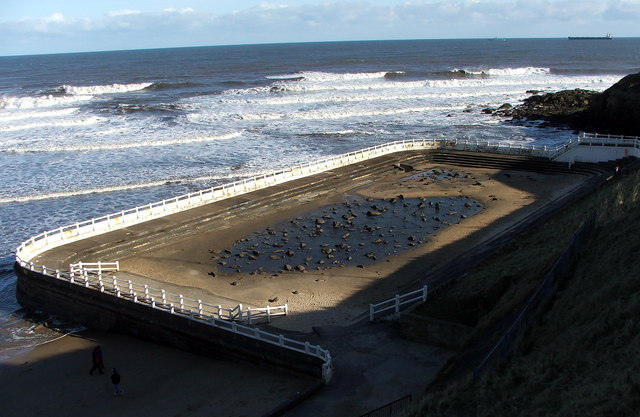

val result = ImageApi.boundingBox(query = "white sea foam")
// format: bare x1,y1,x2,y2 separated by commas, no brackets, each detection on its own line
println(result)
0,165,277,204
0,116,101,132
2,132,241,153
267,71,388,82
451,67,551,76
228,72,619,97
0,94,91,109
220,89,528,106
62,82,154,95
0,107,79,121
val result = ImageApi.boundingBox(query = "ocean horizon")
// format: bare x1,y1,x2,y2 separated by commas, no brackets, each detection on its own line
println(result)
1,38,639,354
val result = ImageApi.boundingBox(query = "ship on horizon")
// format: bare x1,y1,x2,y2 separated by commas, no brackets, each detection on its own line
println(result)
568,33,613,40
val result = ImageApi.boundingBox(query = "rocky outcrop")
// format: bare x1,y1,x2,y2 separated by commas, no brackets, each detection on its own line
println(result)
583,72,640,136
488,72,640,136
499,89,595,120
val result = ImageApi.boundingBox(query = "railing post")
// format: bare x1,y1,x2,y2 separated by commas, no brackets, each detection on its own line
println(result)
369,304,375,321
198,300,203,315
395,294,401,314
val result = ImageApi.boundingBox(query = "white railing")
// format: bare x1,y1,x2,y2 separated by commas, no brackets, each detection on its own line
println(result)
69,261,120,275
15,138,569,264
15,258,332,380
63,262,287,324
578,132,640,148
369,285,428,321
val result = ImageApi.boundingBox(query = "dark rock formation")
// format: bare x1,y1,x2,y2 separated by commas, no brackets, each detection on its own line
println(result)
492,89,597,125
583,72,640,136
490,72,640,136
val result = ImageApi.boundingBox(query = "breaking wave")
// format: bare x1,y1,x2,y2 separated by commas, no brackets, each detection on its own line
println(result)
62,82,154,95
0,165,273,204
0,94,91,109
0,116,101,132
2,132,242,153
450,67,551,77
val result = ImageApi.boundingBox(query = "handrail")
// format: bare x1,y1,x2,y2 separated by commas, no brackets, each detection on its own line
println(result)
64,264,288,324
359,393,412,417
472,212,597,382
579,132,640,148
370,285,428,321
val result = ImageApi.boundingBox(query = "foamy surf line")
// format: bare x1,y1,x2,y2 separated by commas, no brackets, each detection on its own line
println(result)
1,108,79,121
62,82,154,95
0,166,277,204
239,105,468,121
0,116,101,132
220,90,530,106
2,132,242,153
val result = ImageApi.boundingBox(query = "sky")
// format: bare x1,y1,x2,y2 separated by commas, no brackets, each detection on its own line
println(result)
1,0,639,56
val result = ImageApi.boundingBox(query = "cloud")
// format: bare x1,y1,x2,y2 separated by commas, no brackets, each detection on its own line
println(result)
1,1,639,55
107,9,142,18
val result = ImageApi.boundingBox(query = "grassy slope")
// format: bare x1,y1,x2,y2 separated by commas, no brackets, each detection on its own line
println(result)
411,160,640,416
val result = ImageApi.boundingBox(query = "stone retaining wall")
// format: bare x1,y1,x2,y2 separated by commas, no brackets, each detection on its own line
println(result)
15,265,325,380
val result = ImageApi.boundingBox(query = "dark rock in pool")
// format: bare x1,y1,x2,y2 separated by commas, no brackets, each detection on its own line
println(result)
220,195,483,274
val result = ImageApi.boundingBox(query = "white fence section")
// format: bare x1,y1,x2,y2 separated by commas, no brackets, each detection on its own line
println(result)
579,132,640,149
69,261,120,276
16,138,573,264
65,262,287,324
369,285,428,321
552,133,640,163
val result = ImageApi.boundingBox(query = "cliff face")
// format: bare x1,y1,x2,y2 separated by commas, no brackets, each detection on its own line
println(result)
494,72,640,136
584,72,640,136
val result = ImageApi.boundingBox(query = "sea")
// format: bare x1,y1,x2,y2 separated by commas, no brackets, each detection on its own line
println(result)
1,38,639,355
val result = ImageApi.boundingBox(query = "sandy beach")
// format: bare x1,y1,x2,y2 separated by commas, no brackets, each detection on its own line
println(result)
0,328,314,417
10,154,592,417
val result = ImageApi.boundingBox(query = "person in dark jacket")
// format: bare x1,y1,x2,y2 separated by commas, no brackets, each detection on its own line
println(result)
89,346,104,375
111,368,124,395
